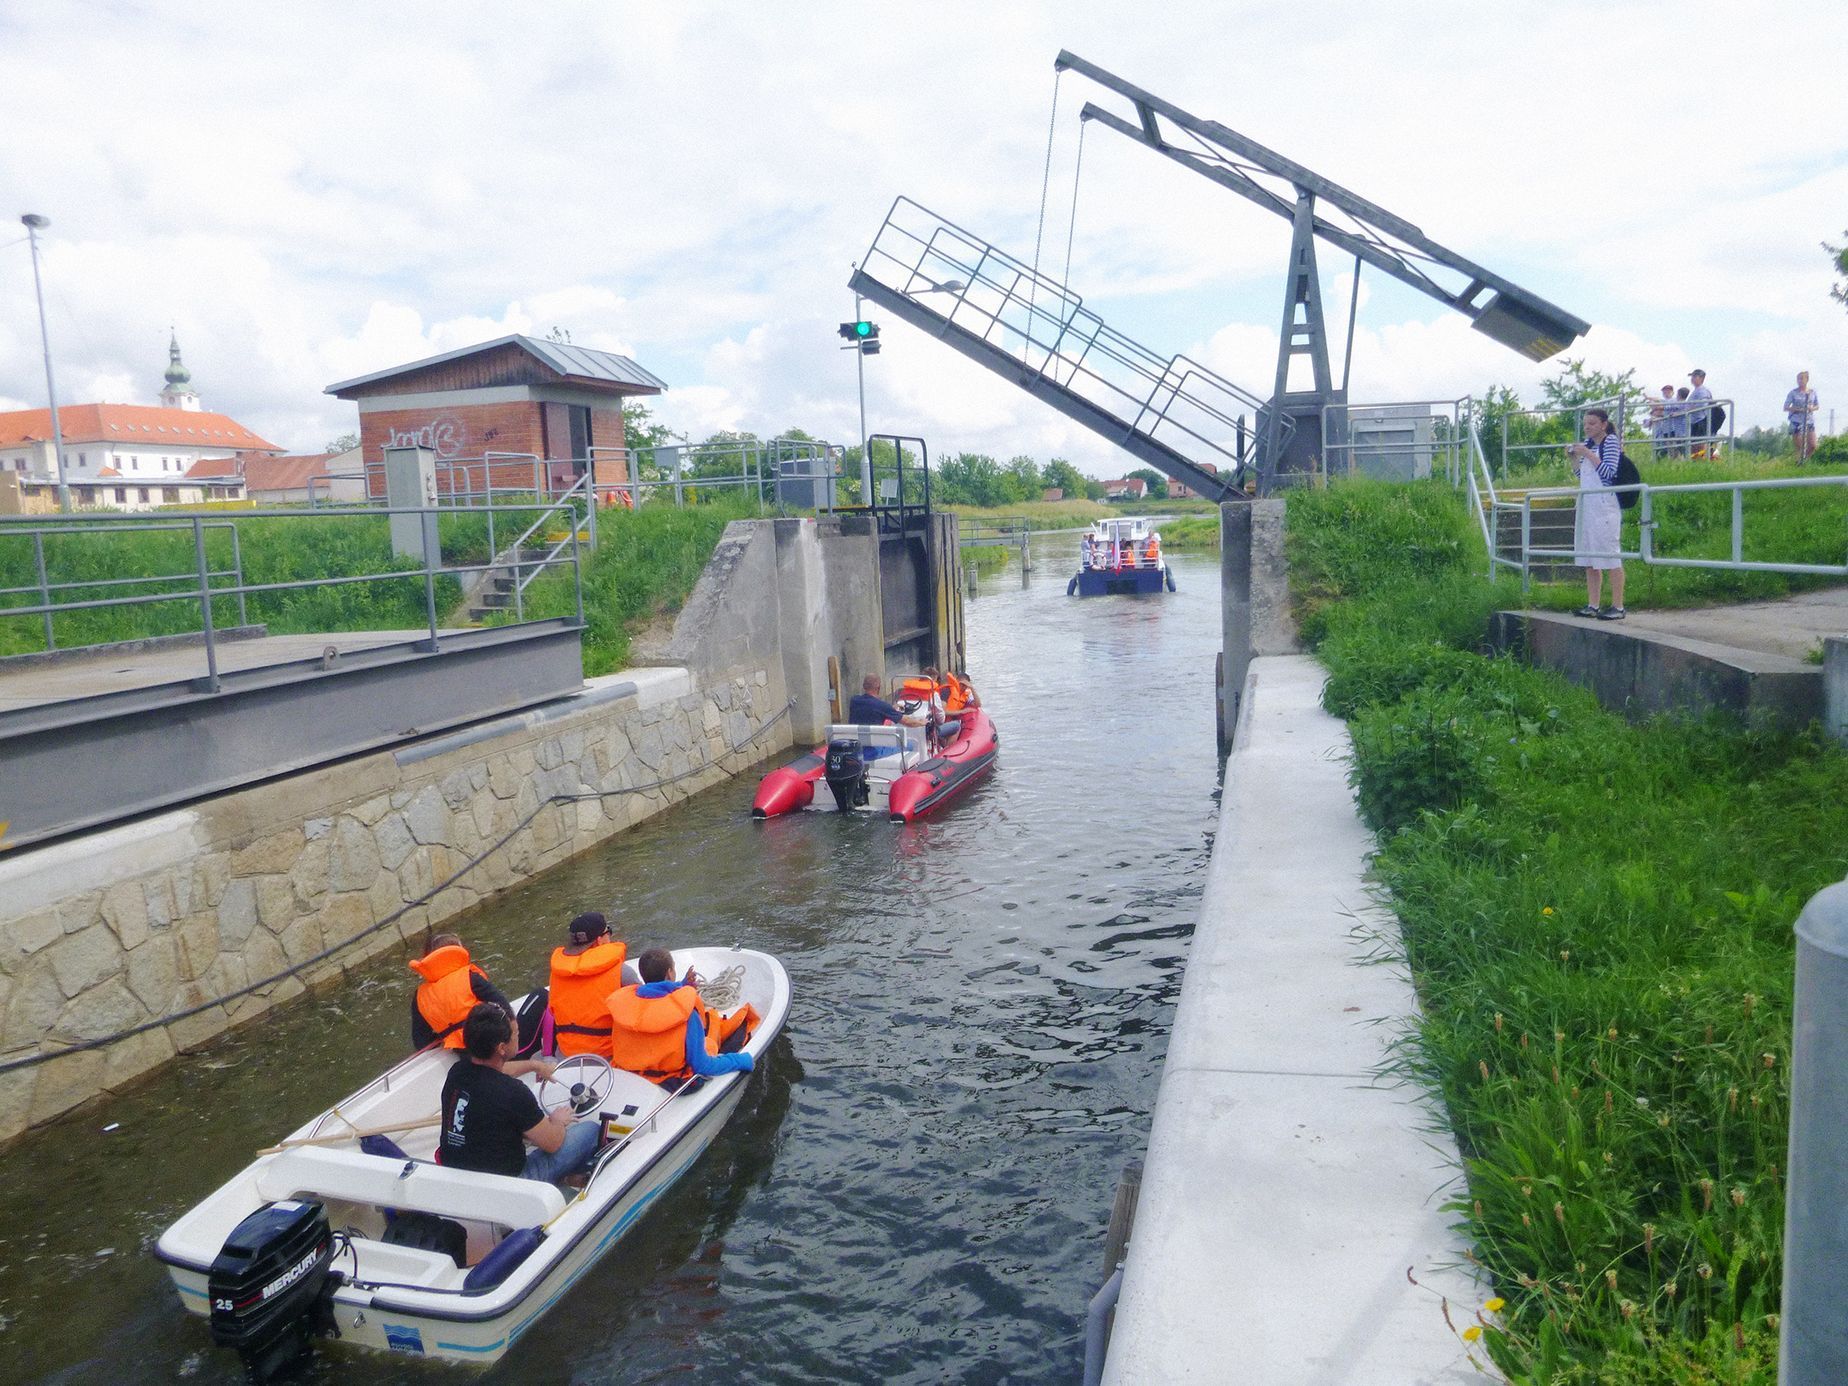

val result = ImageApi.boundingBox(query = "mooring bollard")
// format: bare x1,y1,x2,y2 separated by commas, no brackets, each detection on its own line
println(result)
1780,879,1848,1385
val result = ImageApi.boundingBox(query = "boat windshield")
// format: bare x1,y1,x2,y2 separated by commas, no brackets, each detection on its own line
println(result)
828,723,921,758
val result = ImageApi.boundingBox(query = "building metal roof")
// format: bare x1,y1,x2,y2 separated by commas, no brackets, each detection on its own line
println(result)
323,334,668,396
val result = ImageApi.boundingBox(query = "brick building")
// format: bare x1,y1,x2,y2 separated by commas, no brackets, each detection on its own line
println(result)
325,334,667,498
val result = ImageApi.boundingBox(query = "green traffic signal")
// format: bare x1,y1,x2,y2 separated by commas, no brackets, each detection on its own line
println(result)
838,320,880,341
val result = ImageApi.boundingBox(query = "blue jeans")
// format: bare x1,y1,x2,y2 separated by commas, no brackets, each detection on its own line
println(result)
522,1119,600,1183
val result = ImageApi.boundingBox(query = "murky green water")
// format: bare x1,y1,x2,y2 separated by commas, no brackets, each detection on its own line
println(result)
0,540,1223,1385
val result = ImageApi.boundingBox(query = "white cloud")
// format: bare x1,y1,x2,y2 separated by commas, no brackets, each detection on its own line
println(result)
1,0,1843,467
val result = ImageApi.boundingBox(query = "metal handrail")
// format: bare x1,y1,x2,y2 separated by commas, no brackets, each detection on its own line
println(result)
860,198,1284,483
1507,472,1848,591
0,498,585,678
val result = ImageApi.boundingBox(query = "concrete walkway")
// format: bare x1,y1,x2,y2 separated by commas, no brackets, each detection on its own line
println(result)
1616,585,1848,660
0,629,435,713
1103,655,1482,1386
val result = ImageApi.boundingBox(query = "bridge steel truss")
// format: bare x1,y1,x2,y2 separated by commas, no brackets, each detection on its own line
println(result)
1054,50,1591,493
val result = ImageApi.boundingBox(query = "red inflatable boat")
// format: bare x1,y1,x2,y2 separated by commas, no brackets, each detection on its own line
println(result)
752,708,998,823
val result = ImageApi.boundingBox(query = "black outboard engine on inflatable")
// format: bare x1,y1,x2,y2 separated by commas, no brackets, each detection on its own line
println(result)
824,737,869,812
208,1200,340,1382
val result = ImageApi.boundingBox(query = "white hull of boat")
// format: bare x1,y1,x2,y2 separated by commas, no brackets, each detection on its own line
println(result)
157,946,788,1368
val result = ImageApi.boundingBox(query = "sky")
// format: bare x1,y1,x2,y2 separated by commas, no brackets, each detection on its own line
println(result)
2,0,1845,476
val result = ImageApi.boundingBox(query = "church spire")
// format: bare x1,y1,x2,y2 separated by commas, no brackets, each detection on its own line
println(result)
160,328,201,410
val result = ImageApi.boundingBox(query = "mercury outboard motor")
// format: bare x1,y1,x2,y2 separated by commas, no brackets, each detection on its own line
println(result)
208,1199,339,1382
823,737,869,812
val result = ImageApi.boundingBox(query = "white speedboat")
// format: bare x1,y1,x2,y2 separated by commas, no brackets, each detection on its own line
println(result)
155,946,788,1375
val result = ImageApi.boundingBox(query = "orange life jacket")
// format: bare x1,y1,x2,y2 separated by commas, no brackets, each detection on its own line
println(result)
547,940,628,1058
409,945,488,1049
943,674,974,713
606,983,703,1083
899,677,937,700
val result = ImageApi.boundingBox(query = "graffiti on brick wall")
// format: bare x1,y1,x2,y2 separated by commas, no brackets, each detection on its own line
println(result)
385,414,466,459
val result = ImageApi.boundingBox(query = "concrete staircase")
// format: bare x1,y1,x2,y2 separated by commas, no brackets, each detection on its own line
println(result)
466,545,554,622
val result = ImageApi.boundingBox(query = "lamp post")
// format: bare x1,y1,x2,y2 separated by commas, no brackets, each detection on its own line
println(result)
20,213,71,513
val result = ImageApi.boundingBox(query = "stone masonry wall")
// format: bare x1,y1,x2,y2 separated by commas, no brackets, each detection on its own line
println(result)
0,664,791,1147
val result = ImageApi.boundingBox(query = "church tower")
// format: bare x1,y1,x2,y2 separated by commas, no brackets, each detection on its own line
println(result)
159,330,201,411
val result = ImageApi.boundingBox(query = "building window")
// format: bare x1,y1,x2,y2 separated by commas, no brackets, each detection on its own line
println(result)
162,486,178,502
138,487,150,503
115,487,127,504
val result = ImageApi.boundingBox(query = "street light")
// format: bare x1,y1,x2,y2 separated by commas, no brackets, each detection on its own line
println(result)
20,213,71,513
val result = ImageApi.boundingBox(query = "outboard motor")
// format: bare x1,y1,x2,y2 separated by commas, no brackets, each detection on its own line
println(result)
208,1200,339,1382
823,737,868,813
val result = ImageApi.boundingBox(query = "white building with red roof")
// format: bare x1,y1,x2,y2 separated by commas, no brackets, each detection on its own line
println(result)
0,335,282,511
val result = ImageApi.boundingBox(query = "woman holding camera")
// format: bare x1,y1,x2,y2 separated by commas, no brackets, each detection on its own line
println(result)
1568,408,1625,620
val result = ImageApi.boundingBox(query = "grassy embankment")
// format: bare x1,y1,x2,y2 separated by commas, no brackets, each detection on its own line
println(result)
1288,479,1848,1384
0,501,750,678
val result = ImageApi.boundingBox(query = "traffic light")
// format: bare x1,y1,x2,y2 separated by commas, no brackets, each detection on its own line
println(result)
837,321,880,353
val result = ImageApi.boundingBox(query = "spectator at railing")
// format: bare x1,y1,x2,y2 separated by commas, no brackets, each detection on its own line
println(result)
1786,371,1820,462
1689,370,1719,459
1647,385,1676,456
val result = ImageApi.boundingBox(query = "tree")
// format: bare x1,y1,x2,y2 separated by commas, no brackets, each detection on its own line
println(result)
1041,458,1089,499
321,431,360,455
1538,358,1638,410
1001,454,1042,504
1827,233,1848,311
1126,467,1169,500
934,452,1005,507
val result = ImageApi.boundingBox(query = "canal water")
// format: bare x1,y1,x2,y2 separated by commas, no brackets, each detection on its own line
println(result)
0,538,1224,1385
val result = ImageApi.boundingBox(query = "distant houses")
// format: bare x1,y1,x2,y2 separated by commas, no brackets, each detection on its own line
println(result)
1103,477,1147,500
0,335,280,513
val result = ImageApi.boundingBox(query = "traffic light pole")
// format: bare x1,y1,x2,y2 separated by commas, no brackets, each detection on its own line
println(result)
854,284,871,503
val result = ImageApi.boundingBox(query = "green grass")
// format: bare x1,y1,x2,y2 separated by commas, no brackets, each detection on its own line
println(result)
0,499,748,678
499,498,756,676
1154,515,1221,549
1286,478,1848,1383
0,511,493,656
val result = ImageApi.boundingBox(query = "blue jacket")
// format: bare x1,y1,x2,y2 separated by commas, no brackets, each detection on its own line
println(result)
633,979,753,1076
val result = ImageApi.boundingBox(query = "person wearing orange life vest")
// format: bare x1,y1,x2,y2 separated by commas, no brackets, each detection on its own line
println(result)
409,933,515,1050
941,670,979,715
547,912,628,1058
607,948,758,1089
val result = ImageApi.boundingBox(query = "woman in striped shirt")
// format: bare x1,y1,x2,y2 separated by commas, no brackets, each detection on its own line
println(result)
1568,407,1625,620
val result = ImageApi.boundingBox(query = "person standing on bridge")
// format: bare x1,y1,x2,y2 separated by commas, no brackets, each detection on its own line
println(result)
1568,408,1625,621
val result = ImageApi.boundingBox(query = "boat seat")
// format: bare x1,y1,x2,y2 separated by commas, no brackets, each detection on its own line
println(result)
256,1147,565,1228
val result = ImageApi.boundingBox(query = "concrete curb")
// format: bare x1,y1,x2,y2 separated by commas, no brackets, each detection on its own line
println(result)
1102,654,1482,1385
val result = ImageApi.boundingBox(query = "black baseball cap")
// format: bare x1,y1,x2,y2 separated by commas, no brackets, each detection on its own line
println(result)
567,911,611,945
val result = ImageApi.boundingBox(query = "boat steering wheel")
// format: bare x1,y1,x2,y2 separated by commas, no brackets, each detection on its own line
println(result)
541,1054,615,1117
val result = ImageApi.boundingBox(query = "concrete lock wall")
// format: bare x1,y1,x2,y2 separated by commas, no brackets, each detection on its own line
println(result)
1219,499,1300,749
0,514,904,1145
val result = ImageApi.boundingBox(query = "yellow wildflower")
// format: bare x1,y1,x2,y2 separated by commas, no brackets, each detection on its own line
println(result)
1542,907,1554,916
1462,1325,1483,1343
1484,1297,1505,1313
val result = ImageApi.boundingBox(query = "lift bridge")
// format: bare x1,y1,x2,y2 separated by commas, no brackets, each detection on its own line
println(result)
850,51,1590,499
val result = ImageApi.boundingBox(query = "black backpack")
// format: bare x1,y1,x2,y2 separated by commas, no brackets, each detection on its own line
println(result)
1709,403,1726,432
1613,451,1641,510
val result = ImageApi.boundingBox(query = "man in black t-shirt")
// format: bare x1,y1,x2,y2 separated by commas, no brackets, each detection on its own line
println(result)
439,1005,601,1183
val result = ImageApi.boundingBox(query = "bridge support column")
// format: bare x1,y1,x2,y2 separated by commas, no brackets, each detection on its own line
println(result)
1219,503,1252,755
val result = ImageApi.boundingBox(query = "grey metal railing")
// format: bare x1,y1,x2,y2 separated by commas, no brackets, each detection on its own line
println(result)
857,197,1283,482
0,517,248,652
1496,396,1738,478
0,496,585,687
1500,472,1848,592
1319,397,1472,485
